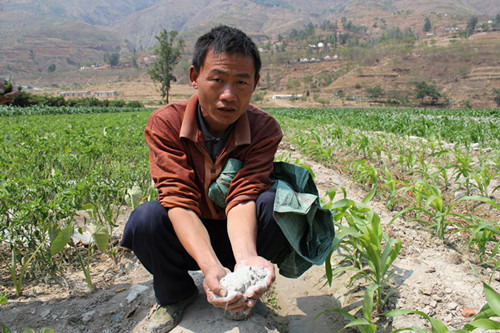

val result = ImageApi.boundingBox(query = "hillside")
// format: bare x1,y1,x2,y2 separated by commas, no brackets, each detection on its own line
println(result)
2,0,500,108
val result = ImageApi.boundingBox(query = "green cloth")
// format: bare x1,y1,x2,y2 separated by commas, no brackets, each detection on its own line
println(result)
208,158,243,207
208,159,335,278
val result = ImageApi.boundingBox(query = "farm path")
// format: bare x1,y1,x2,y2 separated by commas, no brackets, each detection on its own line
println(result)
1,148,499,333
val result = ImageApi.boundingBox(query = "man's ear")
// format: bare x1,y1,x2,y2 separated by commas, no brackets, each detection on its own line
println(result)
189,66,198,89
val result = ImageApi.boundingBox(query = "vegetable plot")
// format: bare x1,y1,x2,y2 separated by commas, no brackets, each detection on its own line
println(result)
0,108,153,295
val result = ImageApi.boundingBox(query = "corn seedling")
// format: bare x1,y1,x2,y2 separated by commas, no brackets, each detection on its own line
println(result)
317,283,378,333
450,145,475,196
326,187,401,312
456,216,500,264
349,160,381,193
381,168,410,211
470,166,500,198
391,179,469,239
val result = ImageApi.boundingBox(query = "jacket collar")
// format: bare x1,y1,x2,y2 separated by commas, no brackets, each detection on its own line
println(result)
179,94,251,146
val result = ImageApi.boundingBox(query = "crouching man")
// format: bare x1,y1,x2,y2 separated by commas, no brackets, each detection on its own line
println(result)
121,25,334,333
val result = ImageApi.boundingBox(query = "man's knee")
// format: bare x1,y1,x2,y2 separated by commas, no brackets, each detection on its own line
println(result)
121,201,168,248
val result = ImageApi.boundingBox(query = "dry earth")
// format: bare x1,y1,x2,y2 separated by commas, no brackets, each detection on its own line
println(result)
1,148,499,333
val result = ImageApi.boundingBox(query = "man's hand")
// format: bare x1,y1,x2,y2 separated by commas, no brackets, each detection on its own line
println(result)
168,207,248,310
234,256,275,310
225,201,276,313
203,265,248,312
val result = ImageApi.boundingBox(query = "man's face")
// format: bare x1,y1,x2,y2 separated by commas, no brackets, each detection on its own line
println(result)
190,49,260,138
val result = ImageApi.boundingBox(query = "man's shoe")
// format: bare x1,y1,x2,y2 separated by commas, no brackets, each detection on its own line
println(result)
148,293,198,333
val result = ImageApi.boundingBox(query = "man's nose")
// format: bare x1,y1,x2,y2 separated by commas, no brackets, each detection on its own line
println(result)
220,84,237,101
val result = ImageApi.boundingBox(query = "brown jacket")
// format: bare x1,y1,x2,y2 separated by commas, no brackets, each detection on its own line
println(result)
145,94,283,220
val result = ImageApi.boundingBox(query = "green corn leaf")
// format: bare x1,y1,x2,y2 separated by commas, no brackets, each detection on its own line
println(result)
40,328,56,333
0,291,7,305
363,283,377,322
383,309,449,333
467,318,500,330
1,324,12,333
428,316,450,332
325,249,333,285
345,318,377,333
460,195,500,211
483,282,500,316
362,184,377,204
329,198,354,210
331,226,363,251
391,328,431,333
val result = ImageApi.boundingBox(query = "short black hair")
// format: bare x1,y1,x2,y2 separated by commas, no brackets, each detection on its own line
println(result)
192,25,261,79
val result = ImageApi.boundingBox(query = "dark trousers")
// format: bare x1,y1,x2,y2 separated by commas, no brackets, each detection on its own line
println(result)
120,189,287,305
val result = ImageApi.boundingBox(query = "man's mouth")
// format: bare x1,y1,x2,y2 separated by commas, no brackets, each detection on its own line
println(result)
218,106,237,113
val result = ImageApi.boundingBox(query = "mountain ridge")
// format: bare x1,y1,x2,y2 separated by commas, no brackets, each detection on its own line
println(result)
2,0,499,49
1,0,500,110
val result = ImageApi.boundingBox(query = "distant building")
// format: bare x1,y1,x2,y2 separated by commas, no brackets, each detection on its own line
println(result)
93,91,117,97
59,91,91,97
272,94,303,100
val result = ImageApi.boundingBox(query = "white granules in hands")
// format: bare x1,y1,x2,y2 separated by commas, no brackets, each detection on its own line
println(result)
220,265,270,300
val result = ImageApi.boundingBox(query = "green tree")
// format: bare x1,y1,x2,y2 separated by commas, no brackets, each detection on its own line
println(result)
416,81,441,105
466,16,478,36
104,52,120,66
47,64,56,72
131,49,138,68
494,14,500,29
148,29,185,104
367,85,385,98
423,17,432,32
493,88,500,107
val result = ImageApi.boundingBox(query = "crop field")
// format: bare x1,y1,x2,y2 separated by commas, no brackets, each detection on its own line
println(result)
1,105,499,332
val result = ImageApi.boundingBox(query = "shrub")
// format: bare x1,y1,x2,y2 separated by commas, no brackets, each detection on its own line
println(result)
367,85,385,98
11,92,144,108
493,88,500,107
415,81,441,105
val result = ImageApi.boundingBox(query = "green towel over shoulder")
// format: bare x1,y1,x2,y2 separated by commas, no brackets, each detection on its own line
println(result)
208,158,335,278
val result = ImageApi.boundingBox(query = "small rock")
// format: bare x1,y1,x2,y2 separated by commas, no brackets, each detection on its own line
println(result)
40,308,51,318
430,300,437,308
461,308,476,318
126,284,149,303
82,310,95,323
448,253,461,265
420,287,433,296
447,302,458,311
111,313,123,324
422,305,434,316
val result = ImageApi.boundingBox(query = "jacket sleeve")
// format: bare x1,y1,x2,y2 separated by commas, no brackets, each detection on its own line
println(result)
225,113,282,213
145,106,202,216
